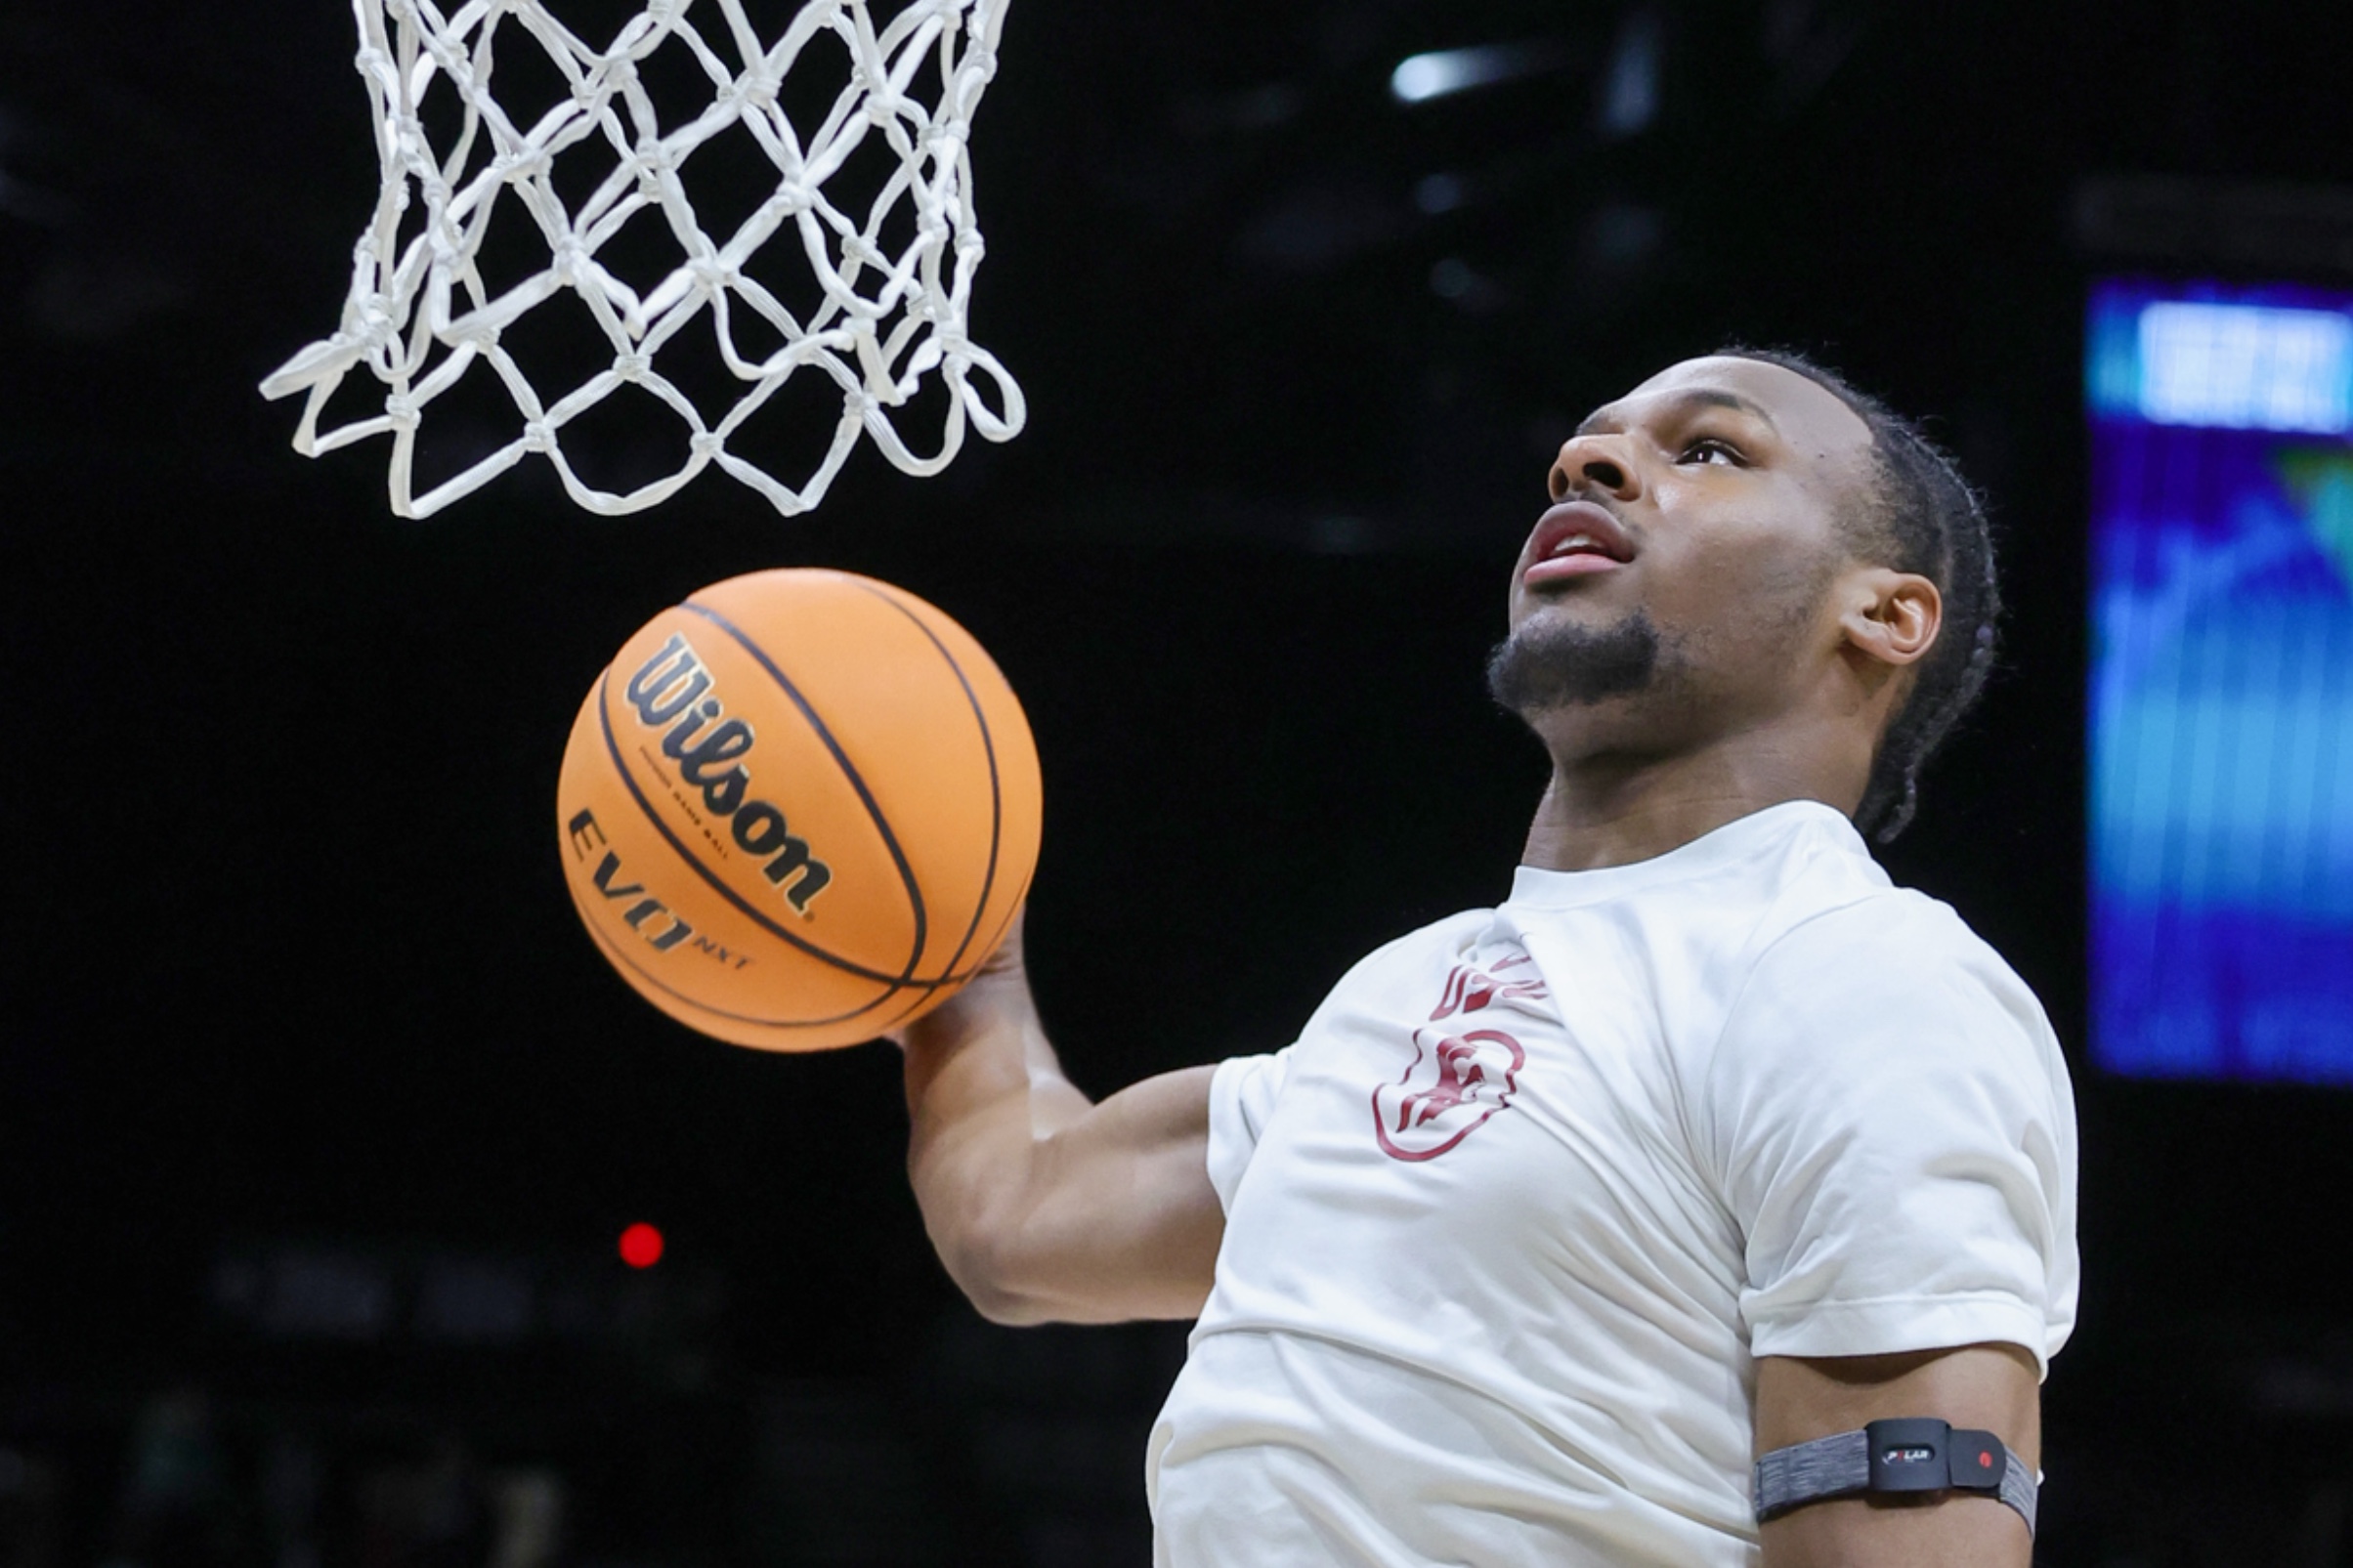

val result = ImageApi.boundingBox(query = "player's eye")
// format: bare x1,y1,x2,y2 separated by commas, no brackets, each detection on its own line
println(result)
1678,437,1744,466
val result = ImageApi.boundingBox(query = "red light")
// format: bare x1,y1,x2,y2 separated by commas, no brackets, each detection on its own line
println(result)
619,1222,664,1269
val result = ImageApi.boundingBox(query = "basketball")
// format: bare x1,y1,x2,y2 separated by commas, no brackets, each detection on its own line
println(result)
556,569,1042,1051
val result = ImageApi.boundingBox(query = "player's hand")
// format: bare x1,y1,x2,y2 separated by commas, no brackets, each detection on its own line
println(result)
886,905,1034,1055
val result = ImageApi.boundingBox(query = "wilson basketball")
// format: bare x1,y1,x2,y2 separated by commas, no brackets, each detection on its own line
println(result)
556,569,1042,1051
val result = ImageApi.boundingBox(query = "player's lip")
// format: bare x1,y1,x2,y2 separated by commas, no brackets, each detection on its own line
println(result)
1523,499,1636,582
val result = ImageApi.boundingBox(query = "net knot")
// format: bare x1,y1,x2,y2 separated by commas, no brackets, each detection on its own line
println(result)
689,431,724,458
552,241,591,286
615,352,651,381
631,138,676,195
384,394,420,430
687,255,738,293
734,70,782,110
346,292,399,351
522,420,555,452
494,147,550,181
353,45,392,77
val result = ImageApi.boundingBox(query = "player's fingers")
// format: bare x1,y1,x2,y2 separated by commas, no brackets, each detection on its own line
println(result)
975,903,1026,976
883,904,1030,1050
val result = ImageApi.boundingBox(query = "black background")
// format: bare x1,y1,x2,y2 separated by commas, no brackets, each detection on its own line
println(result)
8,0,2353,1562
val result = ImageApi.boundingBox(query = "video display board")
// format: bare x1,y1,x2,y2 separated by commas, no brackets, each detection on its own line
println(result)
2090,278,2353,1083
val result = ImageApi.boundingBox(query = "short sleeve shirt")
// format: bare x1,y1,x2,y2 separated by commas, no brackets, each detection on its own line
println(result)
1148,801,2077,1568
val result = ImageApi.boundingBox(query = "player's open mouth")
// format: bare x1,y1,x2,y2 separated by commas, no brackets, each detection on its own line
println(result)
1522,500,1635,584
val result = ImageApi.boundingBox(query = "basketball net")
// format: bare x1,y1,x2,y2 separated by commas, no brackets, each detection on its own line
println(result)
260,0,1023,518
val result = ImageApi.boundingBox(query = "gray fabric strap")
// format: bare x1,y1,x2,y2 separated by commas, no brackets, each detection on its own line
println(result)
1753,1428,1871,1520
1752,1427,2037,1535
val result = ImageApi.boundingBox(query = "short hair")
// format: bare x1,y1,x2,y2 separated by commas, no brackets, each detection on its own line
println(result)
1715,346,2002,842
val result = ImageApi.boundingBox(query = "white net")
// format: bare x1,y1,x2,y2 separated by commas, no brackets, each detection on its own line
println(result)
261,0,1023,518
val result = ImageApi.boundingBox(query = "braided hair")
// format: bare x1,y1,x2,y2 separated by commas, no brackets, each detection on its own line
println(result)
1715,347,2002,842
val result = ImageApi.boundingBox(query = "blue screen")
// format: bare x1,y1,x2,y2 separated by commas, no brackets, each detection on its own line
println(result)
2089,278,2353,1083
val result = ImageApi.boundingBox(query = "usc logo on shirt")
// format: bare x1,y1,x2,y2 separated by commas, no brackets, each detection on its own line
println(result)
1369,953,1546,1163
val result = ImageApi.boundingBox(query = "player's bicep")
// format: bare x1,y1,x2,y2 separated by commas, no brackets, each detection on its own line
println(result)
996,1063,1224,1324
1755,1342,2039,1568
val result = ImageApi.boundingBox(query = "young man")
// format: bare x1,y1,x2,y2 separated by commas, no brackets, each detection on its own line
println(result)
897,353,2077,1567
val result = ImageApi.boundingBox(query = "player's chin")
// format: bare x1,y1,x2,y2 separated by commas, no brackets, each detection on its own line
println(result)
1511,575,1636,628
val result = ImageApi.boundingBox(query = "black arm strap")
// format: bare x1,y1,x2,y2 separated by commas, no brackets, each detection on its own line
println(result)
1753,1419,2037,1535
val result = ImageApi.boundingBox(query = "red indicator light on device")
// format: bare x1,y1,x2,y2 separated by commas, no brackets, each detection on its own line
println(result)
619,1222,664,1269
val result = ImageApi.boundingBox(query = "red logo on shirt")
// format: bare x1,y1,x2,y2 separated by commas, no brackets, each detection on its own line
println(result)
1429,953,1546,1022
1369,954,1545,1162
1372,1027,1526,1162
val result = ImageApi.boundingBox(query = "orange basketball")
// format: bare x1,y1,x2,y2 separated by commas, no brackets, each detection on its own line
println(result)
556,569,1041,1050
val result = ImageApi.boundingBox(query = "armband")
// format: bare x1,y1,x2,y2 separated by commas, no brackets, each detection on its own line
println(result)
1752,1418,2037,1534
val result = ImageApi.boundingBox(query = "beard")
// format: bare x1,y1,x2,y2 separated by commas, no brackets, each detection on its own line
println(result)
1485,609,1670,716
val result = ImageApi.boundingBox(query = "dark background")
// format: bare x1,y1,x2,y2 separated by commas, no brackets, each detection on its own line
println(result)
6,0,2353,1562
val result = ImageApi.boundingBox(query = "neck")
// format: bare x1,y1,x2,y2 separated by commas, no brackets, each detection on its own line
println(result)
1519,717,1865,871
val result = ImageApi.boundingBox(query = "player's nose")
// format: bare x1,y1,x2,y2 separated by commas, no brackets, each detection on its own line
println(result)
1548,433,1643,505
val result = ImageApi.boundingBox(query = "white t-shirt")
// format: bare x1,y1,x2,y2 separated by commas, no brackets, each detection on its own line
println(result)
1147,800,2077,1568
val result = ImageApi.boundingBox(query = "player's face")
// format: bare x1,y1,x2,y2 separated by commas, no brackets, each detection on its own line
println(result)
1499,357,1878,722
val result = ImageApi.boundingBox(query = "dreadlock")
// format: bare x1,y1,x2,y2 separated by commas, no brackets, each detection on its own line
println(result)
1715,346,2002,842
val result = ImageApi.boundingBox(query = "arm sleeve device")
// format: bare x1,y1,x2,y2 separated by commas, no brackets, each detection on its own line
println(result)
1752,1418,2037,1534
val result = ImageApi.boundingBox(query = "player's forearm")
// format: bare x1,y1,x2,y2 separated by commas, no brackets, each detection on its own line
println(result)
902,988,1093,1321
897,905,1223,1324
903,1007,1224,1325
964,1065,1223,1323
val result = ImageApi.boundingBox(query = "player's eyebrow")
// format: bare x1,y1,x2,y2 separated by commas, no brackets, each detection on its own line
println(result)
1573,388,1779,440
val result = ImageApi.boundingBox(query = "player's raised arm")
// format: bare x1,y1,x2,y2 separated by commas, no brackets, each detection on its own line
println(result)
897,911,1224,1325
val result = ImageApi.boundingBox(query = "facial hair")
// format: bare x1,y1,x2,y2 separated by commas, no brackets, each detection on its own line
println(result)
1484,610,1669,716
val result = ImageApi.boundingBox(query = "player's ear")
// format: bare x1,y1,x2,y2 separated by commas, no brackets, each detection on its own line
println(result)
1837,568,1941,670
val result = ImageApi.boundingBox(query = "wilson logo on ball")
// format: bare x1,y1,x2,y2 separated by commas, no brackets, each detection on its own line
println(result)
622,632,834,914
563,809,749,969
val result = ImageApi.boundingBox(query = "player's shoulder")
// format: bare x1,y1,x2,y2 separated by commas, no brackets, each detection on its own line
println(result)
1717,807,2022,989
1722,871,2062,1102
1279,905,1499,1047
1330,906,1498,984
1695,885,2067,1155
1757,874,2032,1003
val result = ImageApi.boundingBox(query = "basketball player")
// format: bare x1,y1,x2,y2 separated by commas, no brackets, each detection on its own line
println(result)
896,352,2076,1567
